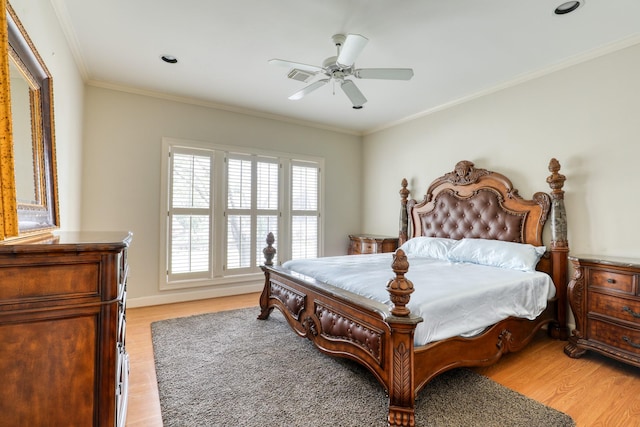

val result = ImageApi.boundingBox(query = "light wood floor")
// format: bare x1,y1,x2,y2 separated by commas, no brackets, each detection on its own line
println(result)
125,293,640,427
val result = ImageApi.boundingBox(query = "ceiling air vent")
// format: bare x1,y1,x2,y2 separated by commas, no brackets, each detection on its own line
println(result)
287,69,315,83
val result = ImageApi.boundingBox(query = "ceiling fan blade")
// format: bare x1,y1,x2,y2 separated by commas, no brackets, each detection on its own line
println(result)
269,59,323,73
337,34,368,67
340,80,367,107
354,68,414,80
288,79,330,100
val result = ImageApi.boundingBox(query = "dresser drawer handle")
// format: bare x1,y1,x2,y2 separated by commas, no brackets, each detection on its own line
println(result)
606,278,615,284
622,336,640,349
622,306,640,318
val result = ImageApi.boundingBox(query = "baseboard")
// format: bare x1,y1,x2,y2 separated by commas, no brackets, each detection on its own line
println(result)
127,282,263,308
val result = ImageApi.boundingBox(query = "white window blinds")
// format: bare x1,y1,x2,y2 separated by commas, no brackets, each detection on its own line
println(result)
291,163,319,260
226,156,279,270
168,149,213,280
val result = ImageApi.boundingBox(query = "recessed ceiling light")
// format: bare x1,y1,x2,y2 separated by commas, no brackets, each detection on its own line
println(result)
161,55,178,64
554,1,582,15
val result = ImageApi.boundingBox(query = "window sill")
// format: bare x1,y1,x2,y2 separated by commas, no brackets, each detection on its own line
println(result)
160,272,263,291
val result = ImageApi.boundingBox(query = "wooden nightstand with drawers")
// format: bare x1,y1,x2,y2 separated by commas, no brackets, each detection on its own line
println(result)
348,234,399,255
564,255,640,368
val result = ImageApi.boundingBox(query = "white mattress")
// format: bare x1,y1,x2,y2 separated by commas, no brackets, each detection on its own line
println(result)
282,253,555,346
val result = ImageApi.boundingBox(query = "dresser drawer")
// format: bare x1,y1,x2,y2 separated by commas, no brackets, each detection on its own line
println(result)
0,260,100,303
589,268,635,294
588,318,640,356
589,292,640,326
362,242,377,253
349,238,377,255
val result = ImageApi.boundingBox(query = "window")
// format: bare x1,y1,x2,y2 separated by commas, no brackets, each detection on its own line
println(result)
291,162,319,260
160,138,323,290
226,155,279,272
167,148,213,282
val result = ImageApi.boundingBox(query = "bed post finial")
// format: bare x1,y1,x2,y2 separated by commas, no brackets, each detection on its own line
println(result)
263,232,276,266
547,158,568,248
546,158,570,340
387,249,414,317
399,179,409,246
547,158,568,252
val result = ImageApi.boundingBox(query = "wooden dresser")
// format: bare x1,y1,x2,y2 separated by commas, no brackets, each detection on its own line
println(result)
564,255,640,368
0,232,132,426
348,234,399,255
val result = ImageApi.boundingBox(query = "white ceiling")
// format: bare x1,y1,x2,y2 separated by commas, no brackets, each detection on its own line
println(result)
50,0,640,134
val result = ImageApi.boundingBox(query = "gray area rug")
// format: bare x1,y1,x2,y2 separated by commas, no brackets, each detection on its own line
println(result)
151,308,575,427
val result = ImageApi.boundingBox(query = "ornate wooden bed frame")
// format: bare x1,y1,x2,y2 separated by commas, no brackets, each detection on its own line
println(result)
259,159,569,427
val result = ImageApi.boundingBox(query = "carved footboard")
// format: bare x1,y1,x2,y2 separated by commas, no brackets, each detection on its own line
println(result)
259,247,423,427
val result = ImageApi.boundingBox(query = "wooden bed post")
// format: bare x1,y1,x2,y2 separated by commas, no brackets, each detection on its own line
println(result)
262,232,276,266
546,158,570,340
258,232,276,320
387,249,413,317
386,249,422,427
399,179,409,246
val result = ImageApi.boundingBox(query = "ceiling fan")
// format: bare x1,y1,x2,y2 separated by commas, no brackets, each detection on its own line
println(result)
269,33,414,109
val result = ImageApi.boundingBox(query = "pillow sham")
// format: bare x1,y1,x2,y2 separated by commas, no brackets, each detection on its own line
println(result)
447,238,546,271
398,236,458,260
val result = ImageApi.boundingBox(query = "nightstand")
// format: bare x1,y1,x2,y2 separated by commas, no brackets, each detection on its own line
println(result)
564,255,640,368
348,234,399,255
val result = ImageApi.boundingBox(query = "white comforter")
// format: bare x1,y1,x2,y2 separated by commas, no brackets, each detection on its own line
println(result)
282,253,555,346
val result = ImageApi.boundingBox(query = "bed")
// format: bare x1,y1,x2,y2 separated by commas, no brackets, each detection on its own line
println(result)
258,159,569,427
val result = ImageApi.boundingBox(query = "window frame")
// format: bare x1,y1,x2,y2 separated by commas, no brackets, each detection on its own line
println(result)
159,137,324,290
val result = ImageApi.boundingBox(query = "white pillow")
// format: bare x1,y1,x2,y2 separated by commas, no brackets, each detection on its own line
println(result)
447,238,546,271
398,236,458,260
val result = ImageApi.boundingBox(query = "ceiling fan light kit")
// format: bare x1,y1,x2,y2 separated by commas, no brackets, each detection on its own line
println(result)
270,33,414,108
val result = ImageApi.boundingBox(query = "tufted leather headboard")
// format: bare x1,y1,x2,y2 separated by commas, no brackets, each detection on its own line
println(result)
403,160,550,247
418,188,526,242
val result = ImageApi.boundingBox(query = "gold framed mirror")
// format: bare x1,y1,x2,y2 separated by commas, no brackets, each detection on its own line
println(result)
0,0,59,240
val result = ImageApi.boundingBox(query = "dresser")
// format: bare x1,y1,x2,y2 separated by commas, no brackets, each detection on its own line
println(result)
0,232,132,426
348,234,399,255
564,255,640,368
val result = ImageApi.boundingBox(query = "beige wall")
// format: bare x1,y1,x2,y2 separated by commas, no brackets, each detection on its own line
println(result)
11,0,85,230
363,42,640,259
81,86,362,305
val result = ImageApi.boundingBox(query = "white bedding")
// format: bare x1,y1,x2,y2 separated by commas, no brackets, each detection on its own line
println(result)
282,253,555,346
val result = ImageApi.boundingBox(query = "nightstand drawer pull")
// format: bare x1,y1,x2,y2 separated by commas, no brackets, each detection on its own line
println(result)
622,336,640,349
607,278,615,283
622,306,640,318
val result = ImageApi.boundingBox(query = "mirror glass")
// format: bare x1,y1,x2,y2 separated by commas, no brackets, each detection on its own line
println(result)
9,56,40,205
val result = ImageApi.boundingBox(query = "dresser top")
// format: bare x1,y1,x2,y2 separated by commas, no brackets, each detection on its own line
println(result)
0,231,133,254
349,234,398,241
569,254,640,269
